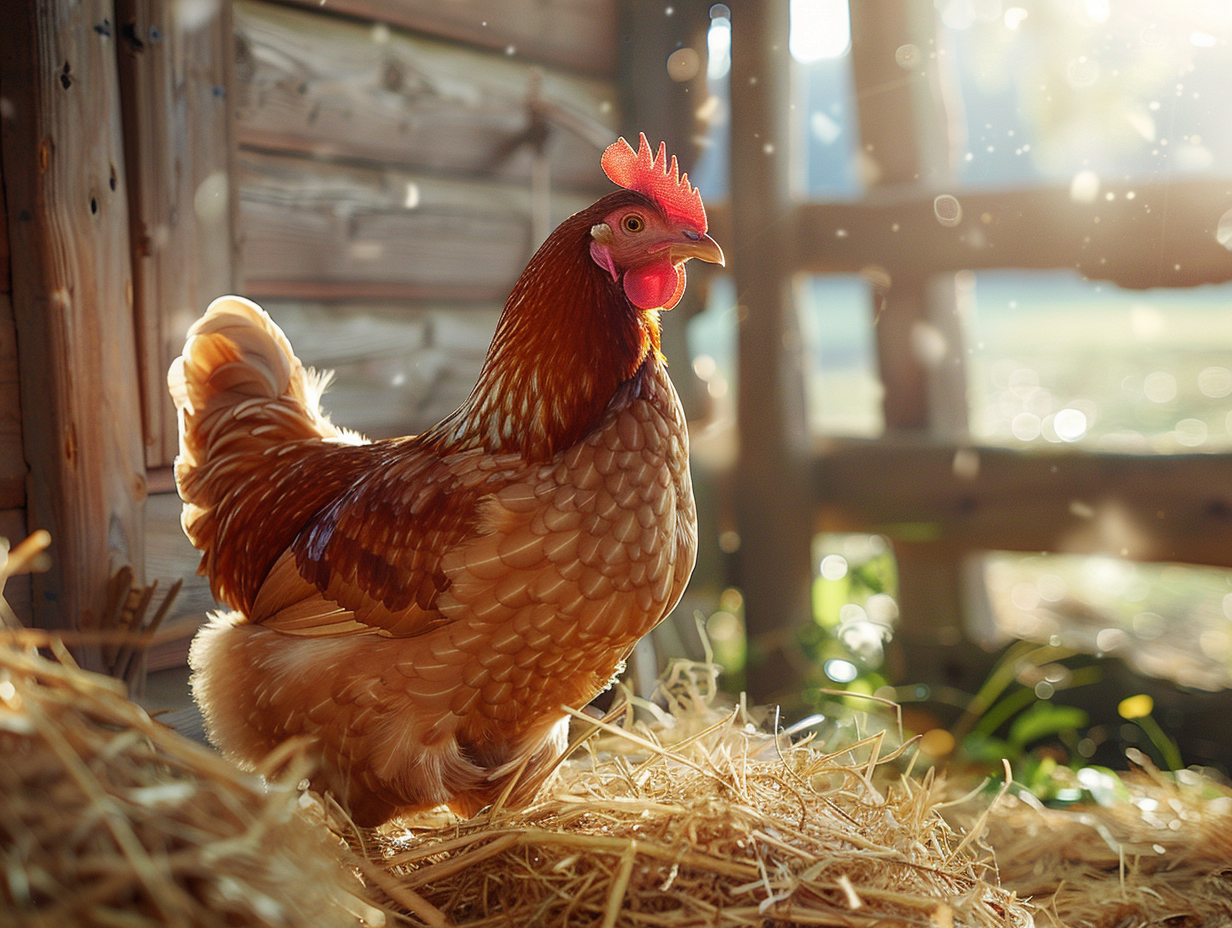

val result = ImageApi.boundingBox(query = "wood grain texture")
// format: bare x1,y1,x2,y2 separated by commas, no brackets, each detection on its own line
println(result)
278,0,618,75
238,149,591,298
814,438,1232,570
0,0,147,639
0,294,24,510
233,0,618,189
261,299,499,438
115,0,239,469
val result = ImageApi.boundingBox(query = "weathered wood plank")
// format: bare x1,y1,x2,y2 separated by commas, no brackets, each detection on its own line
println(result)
705,179,1232,290
262,299,499,438
115,0,239,469
238,149,591,298
0,0,147,642
0,294,24,510
0,508,32,626
234,0,617,189
729,3,815,704
277,0,618,76
814,439,1232,570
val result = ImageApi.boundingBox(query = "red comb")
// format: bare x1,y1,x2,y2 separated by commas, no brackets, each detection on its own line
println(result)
601,133,707,232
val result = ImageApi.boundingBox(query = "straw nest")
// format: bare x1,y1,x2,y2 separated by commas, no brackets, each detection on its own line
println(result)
0,534,376,928
972,760,1232,928
354,663,1033,928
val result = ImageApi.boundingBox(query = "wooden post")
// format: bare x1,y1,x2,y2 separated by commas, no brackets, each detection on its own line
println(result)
850,0,969,432
849,0,996,693
0,0,147,649
730,2,815,704
115,0,240,469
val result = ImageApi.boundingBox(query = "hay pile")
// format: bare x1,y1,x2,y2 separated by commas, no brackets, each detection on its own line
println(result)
0,534,378,928
360,664,1032,928
975,760,1232,928
12,519,1232,928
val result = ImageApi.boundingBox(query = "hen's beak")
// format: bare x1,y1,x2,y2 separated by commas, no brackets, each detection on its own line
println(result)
670,233,725,267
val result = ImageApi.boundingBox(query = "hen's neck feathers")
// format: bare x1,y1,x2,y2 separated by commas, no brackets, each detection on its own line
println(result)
428,191,664,461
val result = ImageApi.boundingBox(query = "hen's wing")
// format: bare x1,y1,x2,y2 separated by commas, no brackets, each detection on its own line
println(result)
251,384,690,668
248,441,502,637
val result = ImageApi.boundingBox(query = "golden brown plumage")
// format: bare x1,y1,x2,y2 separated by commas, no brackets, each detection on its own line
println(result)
170,136,723,825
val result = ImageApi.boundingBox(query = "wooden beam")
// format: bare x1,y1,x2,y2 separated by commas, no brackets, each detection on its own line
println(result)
276,0,618,76
705,180,1232,289
0,0,147,642
814,439,1232,570
849,0,930,187
115,0,239,469
798,182,1232,290
234,0,618,188
730,2,815,704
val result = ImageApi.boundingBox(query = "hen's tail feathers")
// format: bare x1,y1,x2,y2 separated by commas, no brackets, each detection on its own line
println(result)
168,297,363,593
168,295,345,452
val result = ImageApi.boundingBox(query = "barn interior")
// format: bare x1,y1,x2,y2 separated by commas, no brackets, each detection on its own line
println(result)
3,0,1232,788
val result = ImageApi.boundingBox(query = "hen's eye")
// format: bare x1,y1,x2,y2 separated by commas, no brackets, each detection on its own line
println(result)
621,214,645,234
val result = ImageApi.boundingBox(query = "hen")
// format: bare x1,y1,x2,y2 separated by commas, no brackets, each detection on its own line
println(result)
169,135,723,826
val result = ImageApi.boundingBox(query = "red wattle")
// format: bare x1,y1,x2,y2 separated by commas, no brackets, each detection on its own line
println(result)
624,260,684,310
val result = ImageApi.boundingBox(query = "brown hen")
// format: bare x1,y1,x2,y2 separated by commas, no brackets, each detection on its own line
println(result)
169,135,723,826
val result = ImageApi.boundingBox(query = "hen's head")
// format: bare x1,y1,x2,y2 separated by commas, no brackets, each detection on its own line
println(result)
440,135,722,458
587,134,724,311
